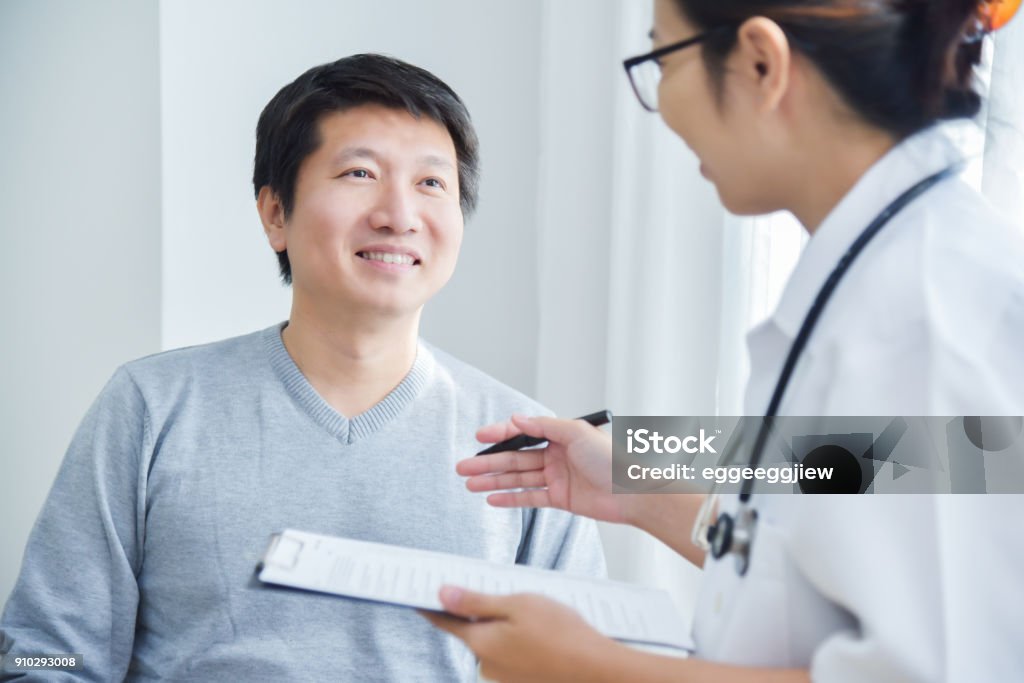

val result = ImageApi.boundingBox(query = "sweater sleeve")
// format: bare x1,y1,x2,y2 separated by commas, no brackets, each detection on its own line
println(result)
514,506,607,579
1,367,148,681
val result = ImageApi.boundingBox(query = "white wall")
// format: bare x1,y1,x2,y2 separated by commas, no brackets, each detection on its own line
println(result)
0,1,162,605
159,0,546,393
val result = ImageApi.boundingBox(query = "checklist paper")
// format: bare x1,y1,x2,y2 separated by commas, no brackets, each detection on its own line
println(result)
256,529,693,651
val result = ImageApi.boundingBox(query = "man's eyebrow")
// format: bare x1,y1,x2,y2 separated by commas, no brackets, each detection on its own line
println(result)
331,147,454,171
333,146,379,165
420,154,455,171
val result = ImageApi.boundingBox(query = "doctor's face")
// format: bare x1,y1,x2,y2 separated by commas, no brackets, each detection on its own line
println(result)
266,104,464,319
651,0,780,215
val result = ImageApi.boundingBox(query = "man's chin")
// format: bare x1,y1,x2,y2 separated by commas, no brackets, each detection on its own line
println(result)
343,298,426,323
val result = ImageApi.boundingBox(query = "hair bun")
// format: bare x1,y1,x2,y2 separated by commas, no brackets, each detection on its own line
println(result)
978,0,1022,31
915,0,985,121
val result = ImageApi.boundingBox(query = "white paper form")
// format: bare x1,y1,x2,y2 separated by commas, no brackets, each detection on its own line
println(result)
256,529,693,652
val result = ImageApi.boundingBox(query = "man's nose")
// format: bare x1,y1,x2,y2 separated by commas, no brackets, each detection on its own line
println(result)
368,183,420,234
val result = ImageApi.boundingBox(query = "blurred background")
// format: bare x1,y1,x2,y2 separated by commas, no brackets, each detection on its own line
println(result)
2,0,1021,627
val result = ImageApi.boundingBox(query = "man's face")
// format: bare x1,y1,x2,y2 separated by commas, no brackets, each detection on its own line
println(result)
272,104,464,319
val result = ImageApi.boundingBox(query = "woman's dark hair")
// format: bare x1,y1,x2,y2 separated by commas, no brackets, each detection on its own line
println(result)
253,53,480,285
674,0,985,138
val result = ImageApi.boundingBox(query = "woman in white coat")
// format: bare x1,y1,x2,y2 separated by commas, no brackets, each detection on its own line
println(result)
425,0,1024,681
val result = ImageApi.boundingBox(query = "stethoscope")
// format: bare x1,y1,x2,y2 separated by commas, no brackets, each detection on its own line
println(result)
691,161,964,576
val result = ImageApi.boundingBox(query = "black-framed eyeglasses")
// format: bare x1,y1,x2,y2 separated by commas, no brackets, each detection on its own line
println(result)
622,29,725,112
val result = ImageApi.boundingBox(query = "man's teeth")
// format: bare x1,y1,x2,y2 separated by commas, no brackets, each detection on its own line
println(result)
360,252,416,265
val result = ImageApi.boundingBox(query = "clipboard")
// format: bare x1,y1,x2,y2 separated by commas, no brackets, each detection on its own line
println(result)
255,529,694,652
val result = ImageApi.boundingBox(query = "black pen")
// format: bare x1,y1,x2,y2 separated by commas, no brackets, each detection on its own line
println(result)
475,409,613,455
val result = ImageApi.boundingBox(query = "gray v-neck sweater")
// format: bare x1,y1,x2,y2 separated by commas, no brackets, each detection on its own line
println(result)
0,324,605,681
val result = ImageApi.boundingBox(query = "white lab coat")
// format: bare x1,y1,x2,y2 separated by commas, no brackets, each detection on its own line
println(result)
691,126,1024,681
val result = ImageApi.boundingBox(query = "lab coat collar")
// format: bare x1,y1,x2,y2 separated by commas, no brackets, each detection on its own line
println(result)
767,125,965,339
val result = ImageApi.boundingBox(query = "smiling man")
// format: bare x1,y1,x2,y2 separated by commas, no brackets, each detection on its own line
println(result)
0,54,605,681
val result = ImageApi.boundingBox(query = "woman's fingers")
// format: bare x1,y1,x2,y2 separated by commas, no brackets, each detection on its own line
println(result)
455,450,545,476
511,414,591,444
476,413,590,445
438,586,513,619
422,588,520,653
486,489,553,509
419,610,473,638
475,418,523,444
465,469,547,492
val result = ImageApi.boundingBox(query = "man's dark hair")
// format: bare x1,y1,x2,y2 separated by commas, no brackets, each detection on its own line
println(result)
253,53,480,284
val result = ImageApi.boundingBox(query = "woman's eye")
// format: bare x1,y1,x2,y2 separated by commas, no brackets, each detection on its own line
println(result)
342,169,371,179
422,178,444,189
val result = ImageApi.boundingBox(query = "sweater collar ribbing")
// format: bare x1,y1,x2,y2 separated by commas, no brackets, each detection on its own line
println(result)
262,322,433,444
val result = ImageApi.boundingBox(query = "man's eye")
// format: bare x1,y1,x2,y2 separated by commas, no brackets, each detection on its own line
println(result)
342,169,371,179
422,178,445,189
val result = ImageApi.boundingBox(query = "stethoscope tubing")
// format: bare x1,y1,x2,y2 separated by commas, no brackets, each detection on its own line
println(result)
701,161,966,576
738,162,965,503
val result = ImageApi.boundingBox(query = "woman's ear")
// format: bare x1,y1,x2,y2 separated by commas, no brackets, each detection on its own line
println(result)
257,186,287,253
733,17,791,114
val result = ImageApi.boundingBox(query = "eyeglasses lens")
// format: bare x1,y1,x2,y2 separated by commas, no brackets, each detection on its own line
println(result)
631,59,661,111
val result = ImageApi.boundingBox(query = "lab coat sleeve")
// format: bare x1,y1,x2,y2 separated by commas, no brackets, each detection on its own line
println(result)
793,495,1024,682
931,495,1024,680
790,496,947,682
0,368,147,682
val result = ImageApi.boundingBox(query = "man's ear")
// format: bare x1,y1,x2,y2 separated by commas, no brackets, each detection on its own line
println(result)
257,186,287,253
733,17,791,114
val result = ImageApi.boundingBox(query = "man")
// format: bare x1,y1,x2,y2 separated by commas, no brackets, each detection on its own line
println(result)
0,54,605,681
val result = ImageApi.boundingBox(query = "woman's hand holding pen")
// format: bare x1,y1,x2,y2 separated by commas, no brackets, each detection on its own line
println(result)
456,414,626,524
459,413,709,567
